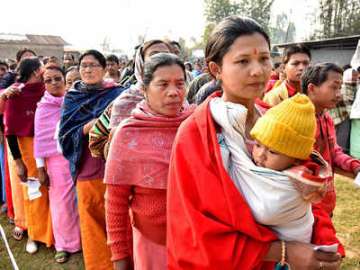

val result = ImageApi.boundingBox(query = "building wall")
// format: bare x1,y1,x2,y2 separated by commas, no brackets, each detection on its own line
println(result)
309,48,355,67
0,44,64,61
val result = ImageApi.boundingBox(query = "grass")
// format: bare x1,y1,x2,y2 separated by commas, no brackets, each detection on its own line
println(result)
333,174,360,269
0,217,84,270
0,175,359,269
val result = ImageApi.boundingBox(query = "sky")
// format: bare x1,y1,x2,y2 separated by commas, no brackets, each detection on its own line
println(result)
1,0,318,55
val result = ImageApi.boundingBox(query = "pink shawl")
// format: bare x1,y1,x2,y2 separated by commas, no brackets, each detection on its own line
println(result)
34,91,64,158
105,101,194,189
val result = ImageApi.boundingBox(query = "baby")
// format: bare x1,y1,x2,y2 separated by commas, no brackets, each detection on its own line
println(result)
250,94,331,203
210,93,331,243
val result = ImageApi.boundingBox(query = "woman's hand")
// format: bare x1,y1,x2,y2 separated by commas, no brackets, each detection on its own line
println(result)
287,241,342,270
14,158,28,182
1,85,22,100
83,119,97,135
38,167,50,187
113,257,132,270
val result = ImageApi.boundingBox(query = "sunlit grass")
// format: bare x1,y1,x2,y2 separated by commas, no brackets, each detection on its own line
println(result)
333,174,360,269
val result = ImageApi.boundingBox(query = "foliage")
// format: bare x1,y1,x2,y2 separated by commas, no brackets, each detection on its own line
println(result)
203,0,274,45
269,13,296,44
312,0,360,39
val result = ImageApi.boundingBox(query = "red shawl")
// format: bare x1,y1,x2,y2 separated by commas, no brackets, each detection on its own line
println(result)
4,82,45,136
167,91,344,270
105,101,194,189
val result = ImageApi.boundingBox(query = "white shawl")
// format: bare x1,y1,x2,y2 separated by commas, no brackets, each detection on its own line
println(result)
210,97,313,243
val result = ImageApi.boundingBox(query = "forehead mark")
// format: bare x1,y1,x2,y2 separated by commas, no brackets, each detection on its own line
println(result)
253,48,259,55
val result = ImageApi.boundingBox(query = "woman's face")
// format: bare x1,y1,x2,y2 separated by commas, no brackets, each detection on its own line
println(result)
43,69,66,97
143,43,171,61
79,55,106,85
65,70,81,91
211,33,272,104
145,64,186,117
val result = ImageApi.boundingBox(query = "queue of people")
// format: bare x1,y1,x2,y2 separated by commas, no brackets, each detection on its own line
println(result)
0,15,360,270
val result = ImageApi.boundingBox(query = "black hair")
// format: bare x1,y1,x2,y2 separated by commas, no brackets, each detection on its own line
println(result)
184,62,193,71
106,54,119,65
282,44,311,64
205,16,270,76
16,48,36,62
0,60,9,69
44,64,65,78
64,53,75,61
143,53,186,88
301,63,343,94
79,50,106,69
170,40,181,49
17,57,42,83
274,62,281,69
342,64,352,70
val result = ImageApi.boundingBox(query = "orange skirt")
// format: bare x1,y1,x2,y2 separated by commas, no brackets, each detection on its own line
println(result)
7,142,26,229
77,179,113,270
18,137,54,247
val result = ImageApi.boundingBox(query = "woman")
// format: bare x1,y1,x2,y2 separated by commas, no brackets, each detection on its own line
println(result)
34,65,81,263
167,16,343,269
105,53,193,270
3,57,53,253
65,66,81,91
89,39,171,159
58,50,124,270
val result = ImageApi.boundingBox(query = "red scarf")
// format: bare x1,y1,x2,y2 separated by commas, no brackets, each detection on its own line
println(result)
4,82,45,136
286,81,298,97
105,101,194,189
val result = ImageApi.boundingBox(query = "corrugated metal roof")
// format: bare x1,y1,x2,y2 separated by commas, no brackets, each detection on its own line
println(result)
273,35,360,50
0,33,69,45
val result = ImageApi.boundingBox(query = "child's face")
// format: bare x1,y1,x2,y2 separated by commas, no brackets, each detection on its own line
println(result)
285,53,310,83
309,71,342,111
252,141,297,171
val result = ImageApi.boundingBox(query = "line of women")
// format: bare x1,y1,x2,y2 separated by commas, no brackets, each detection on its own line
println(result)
0,15,348,270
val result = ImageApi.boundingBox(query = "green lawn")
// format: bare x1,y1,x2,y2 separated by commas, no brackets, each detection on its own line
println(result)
333,175,360,269
0,175,359,269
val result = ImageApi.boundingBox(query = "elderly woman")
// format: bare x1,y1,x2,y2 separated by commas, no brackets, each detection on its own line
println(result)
34,65,81,263
167,16,343,270
58,50,124,270
104,53,193,270
89,39,171,159
3,57,53,254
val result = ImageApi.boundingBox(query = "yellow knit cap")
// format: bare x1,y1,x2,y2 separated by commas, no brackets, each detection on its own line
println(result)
250,94,316,160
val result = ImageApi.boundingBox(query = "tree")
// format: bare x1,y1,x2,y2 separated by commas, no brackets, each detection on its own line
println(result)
312,0,360,39
203,0,275,44
204,0,240,24
269,13,296,44
236,0,275,33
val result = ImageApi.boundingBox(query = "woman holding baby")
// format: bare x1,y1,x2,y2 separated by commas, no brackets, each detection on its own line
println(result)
167,16,343,270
